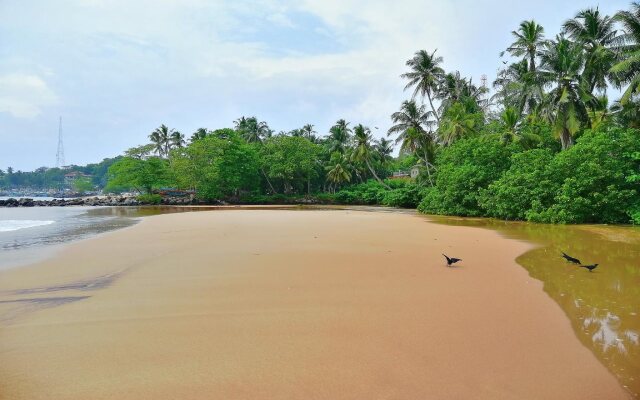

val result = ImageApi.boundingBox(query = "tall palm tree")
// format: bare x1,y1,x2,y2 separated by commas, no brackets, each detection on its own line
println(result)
351,124,390,189
438,102,479,146
503,20,547,72
149,124,174,157
301,124,317,141
234,116,272,143
498,107,541,148
327,119,352,154
387,100,437,183
611,2,640,103
437,72,489,115
493,59,544,114
401,49,445,123
538,36,592,149
563,7,619,94
170,131,186,149
375,138,394,164
190,127,208,142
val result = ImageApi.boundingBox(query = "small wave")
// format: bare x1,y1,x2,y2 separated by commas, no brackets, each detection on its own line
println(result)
0,220,55,232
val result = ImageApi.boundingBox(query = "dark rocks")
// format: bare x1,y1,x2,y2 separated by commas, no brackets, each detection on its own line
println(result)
0,195,197,208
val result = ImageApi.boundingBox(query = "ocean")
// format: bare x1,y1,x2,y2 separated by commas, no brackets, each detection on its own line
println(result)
0,206,139,270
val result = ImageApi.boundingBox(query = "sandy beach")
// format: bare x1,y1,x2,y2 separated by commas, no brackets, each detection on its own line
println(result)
0,209,629,399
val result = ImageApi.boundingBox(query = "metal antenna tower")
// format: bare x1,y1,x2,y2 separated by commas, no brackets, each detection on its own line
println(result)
56,116,65,168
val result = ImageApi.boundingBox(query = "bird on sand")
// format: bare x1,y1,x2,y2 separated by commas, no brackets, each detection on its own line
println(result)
561,252,581,265
579,263,598,272
442,254,462,267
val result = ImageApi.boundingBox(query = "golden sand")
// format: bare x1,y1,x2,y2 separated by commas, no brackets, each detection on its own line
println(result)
0,210,629,399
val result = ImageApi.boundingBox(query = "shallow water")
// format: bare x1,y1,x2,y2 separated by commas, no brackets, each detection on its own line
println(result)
424,215,640,398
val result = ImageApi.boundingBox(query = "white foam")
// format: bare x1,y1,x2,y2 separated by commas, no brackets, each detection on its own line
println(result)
0,220,55,232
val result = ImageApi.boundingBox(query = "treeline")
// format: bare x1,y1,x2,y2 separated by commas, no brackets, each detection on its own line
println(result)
0,158,121,190
104,3,640,224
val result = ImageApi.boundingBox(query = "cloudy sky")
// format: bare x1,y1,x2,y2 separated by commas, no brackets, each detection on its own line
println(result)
0,0,628,170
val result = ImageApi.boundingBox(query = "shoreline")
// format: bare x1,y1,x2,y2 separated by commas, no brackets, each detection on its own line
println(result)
0,209,630,399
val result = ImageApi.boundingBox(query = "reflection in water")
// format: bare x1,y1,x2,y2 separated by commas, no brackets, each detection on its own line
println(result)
424,215,640,398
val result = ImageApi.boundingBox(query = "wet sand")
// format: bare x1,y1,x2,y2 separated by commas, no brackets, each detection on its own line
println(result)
0,210,629,399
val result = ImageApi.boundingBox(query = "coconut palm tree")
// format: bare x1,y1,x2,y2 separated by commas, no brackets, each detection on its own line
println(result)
538,36,592,149
563,7,619,94
498,107,541,148
375,138,394,164
438,102,479,146
149,124,174,157
503,20,547,72
611,2,640,104
170,131,186,149
325,159,352,193
387,100,437,183
234,116,273,143
437,72,489,115
190,128,208,142
351,124,391,189
327,119,352,154
493,59,544,114
401,49,445,123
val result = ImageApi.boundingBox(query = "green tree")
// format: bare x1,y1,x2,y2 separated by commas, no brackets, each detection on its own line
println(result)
611,3,640,103
106,156,169,194
171,131,259,200
502,20,547,72
351,124,391,189
538,36,592,149
260,135,321,194
401,49,445,123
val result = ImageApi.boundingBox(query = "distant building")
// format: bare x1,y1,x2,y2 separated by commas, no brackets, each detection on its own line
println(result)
389,166,421,180
64,171,92,185
410,165,420,179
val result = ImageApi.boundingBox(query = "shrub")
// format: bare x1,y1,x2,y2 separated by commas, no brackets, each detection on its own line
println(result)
418,136,514,216
137,193,162,204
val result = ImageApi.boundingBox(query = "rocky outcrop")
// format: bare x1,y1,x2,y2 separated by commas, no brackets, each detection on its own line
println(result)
0,195,196,207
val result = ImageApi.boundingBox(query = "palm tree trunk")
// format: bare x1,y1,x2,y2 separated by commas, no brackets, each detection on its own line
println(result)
560,128,573,150
426,90,440,124
365,159,391,189
261,168,277,194
423,149,434,187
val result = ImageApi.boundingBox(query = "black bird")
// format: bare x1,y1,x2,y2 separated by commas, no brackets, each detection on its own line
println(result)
442,254,462,267
579,263,598,272
561,252,581,265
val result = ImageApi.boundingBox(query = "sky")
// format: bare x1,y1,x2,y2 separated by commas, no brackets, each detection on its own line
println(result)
0,0,629,171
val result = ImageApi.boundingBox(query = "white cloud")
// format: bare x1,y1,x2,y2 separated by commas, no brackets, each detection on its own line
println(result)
0,73,58,118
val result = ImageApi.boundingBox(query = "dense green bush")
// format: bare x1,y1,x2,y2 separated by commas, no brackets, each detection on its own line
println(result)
381,184,425,208
479,149,556,220
525,128,640,224
137,193,162,204
418,136,514,216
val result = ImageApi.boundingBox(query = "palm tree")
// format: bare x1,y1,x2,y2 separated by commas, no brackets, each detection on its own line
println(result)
503,20,546,72
499,107,541,148
401,49,445,123
438,102,479,146
538,36,592,149
190,128,208,142
327,119,351,154
437,72,489,115
387,100,437,183
149,124,174,157
563,7,618,94
350,124,391,189
301,124,318,142
611,3,640,103
170,131,186,149
325,159,352,193
375,138,394,164
493,59,544,114
234,116,273,143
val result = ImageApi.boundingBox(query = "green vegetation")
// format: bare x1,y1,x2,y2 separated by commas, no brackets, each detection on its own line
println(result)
6,3,640,225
